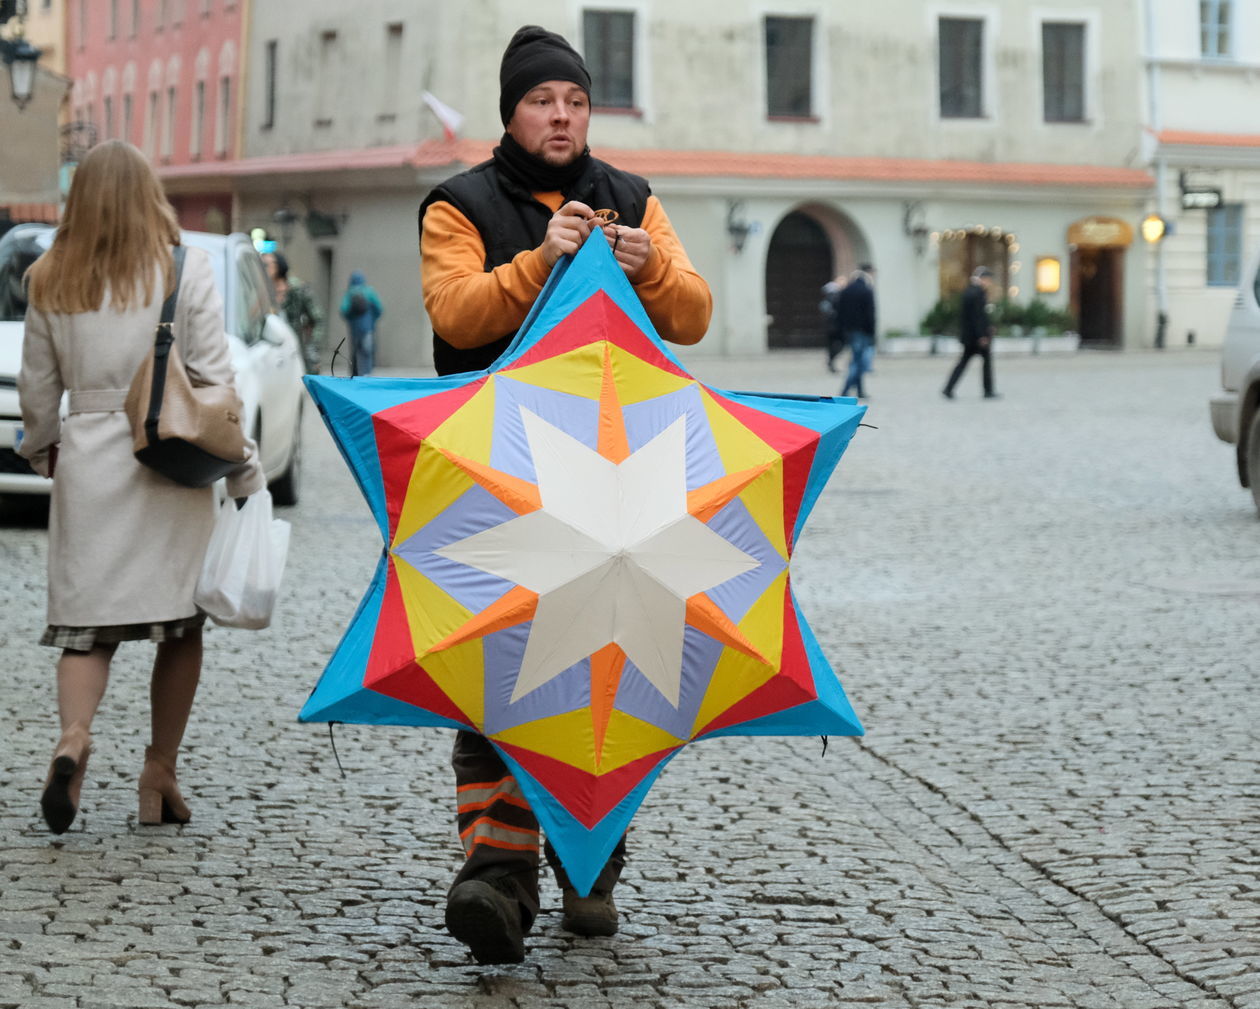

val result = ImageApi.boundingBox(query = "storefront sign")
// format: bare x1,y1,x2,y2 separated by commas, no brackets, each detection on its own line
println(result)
1067,216,1134,248
1181,189,1222,210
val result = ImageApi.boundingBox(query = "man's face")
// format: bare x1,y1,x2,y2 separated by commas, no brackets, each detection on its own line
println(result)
507,81,591,167
262,254,278,281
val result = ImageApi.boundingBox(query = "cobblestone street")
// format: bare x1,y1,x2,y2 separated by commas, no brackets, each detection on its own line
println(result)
1,347,1256,1009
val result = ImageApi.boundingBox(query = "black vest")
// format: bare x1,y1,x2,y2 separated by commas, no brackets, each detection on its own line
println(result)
418,156,651,376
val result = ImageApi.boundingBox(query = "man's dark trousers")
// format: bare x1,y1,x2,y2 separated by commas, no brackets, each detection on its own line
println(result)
450,730,627,928
944,339,994,397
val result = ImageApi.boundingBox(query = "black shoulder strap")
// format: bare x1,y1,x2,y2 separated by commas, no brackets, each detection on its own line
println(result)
143,246,187,447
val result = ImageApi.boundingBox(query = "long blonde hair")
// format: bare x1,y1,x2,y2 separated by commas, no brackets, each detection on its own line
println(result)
27,140,181,314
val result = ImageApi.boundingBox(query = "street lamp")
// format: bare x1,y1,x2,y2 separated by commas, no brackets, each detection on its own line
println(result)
1,35,42,111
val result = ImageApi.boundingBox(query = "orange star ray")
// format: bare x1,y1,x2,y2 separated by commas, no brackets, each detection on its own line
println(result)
687,462,774,523
589,643,628,770
597,343,631,463
424,584,538,655
685,592,771,665
437,447,542,515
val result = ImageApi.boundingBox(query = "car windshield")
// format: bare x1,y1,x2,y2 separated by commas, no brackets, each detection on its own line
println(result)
0,226,56,322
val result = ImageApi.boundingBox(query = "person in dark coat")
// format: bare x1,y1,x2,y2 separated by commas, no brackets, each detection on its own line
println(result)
836,264,876,399
943,266,999,399
417,24,712,966
820,275,847,372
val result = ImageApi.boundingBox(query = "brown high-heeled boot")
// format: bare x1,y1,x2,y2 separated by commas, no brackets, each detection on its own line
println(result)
137,746,191,824
41,725,91,834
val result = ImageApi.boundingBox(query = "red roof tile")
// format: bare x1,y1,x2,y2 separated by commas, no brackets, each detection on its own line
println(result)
1158,129,1260,148
157,139,1152,190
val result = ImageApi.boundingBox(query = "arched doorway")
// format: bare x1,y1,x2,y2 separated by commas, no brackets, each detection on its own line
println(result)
765,212,833,349
1068,216,1131,347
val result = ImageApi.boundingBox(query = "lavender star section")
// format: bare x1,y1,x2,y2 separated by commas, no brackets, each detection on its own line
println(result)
488,377,599,482
614,626,727,739
705,498,787,624
481,622,593,735
623,385,726,490
393,483,518,613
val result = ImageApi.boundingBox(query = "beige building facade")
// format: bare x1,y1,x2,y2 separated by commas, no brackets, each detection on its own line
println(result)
1141,0,1260,349
224,0,1158,367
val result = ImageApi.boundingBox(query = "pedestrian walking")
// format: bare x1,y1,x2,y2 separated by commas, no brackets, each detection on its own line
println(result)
820,274,847,373
943,266,1000,399
339,271,383,375
417,23,712,964
836,264,877,399
17,141,263,835
264,251,324,373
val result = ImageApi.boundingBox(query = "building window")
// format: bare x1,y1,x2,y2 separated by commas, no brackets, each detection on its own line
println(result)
1200,0,1231,59
381,23,403,119
109,0,117,38
216,75,231,154
191,80,204,157
145,90,158,155
123,93,133,142
78,0,86,49
764,15,813,119
163,85,175,158
939,17,983,118
1207,204,1243,287
1042,22,1085,122
261,40,277,129
103,95,114,139
316,30,336,126
131,0,140,36
583,10,635,110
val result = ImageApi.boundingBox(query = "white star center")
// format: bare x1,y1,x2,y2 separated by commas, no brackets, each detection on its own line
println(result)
434,407,759,706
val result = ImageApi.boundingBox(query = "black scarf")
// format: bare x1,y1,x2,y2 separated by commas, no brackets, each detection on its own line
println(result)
492,132,592,196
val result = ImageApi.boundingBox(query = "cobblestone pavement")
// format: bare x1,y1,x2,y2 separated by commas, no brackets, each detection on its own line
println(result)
2,348,1256,1009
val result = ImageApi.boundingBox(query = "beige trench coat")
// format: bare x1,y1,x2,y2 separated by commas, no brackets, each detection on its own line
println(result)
18,246,264,628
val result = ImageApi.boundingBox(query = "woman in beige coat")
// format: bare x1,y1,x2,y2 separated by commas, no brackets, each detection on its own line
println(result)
18,140,263,834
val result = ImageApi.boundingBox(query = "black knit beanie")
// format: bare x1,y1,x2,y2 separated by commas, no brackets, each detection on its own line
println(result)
499,25,592,126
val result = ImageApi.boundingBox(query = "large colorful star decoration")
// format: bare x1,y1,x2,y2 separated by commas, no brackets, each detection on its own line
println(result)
301,234,866,894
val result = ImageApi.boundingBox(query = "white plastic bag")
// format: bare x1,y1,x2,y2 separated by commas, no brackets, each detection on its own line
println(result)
194,490,291,629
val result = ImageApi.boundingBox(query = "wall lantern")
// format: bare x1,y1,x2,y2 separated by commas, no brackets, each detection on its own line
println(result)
1,34,42,111
902,201,930,257
1141,213,1169,244
726,200,752,254
1035,257,1061,294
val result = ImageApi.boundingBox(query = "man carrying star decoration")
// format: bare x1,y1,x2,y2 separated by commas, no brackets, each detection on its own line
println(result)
418,24,713,964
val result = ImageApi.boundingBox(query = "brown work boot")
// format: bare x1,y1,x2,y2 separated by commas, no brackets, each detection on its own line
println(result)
445,880,526,965
560,888,618,937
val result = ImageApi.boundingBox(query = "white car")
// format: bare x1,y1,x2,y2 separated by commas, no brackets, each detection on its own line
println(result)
0,226,304,505
1209,244,1260,516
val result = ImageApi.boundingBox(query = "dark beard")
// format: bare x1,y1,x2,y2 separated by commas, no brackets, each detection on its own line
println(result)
493,132,592,194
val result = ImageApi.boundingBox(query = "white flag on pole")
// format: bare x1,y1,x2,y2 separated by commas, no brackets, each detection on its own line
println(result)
422,91,465,141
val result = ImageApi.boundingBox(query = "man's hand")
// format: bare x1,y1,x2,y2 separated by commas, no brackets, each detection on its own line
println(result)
606,224,652,281
541,201,598,266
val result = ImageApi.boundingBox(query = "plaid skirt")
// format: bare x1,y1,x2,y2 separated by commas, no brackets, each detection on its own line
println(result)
40,613,206,651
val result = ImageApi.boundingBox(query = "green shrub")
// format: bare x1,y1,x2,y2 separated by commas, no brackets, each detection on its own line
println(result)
919,294,961,336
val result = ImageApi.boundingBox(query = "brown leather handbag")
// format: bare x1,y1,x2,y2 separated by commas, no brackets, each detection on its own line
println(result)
124,246,248,487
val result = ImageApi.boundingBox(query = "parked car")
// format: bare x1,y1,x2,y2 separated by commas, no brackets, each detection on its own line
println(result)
1209,243,1260,515
0,226,304,505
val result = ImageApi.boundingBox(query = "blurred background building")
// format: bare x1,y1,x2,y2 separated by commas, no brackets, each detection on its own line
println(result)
5,1,1257,364
1142,0,1260,351
1,0,69,230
